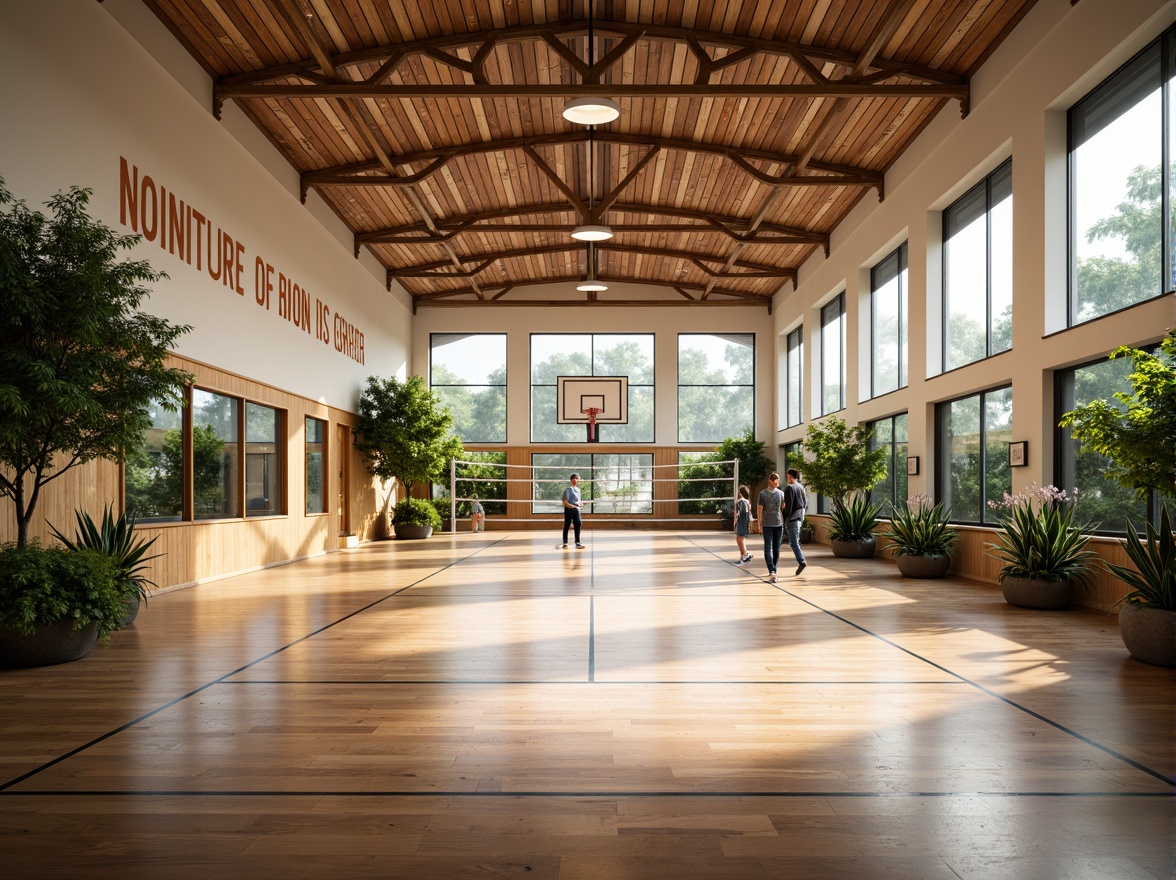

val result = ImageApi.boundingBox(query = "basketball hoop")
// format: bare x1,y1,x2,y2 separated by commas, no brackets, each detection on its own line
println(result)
582,407,602,442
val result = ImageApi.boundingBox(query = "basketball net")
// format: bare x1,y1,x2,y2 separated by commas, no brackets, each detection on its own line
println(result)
582,407,602,442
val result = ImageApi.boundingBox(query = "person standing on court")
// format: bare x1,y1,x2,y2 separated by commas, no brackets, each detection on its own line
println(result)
783,468,807,575
754,472,786,582
561,473,585,549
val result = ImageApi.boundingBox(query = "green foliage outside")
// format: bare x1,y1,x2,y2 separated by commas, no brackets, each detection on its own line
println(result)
0,544,125,641
435,451,508,518
0,178,191,546
715,428,775,491
356,375,464,492
431,362,507,443
1059,330,1176,503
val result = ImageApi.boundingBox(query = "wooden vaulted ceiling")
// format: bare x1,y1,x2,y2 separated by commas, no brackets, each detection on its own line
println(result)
141,0,1040,309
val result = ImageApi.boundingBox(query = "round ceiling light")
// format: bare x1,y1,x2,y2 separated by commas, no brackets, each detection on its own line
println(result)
562,97,621,125
576,281,609,292
570,224,614,242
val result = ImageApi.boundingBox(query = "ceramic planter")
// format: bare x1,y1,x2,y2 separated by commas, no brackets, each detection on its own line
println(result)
119,593,141,628
1000,575,1073,609
0,619,99,668
1118,603,1176,668
830,536,876,558
895,554,951,579
393,523,433,540
799,528,814,545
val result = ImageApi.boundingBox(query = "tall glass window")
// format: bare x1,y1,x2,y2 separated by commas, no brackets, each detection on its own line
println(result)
305,417,326,515
1056,358,1154,532
943,160,1013,370
869,413,909,516
936,387,1012,524
125,398,184,523
677,334,755,442
871,244,908,397
192,389,239,520
531,334,654,442
1070,26,1175,325
430,333,507,442
785,326,803,427
821,294,845,415
245,403,281,517
531,453,652,515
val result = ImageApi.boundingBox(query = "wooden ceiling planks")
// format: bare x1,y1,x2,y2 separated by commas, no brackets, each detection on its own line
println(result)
139,0,1040,307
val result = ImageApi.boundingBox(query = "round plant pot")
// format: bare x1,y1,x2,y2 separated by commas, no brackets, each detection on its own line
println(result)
895,554,951,579
799,529,814,545
0,619,99,668
119,593,141,628
830,536,876,559
1118,603,1176,668
1000,575,1073,610
393,523,434,540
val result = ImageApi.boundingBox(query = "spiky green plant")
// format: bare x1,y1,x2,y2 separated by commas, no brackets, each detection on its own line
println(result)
1105,505,1176,609
882,497,958,558
987,486,1098,585
827,495,882,542
49,504,160,604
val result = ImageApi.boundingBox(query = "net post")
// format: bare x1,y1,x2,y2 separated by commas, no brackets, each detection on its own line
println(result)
450,457,457,534
733,458,740,506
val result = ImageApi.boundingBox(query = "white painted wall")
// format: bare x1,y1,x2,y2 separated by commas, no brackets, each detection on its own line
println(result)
773,0,1176,497
0,0,412,411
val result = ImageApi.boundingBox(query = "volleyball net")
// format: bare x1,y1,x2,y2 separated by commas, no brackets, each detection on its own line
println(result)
439,454,744,532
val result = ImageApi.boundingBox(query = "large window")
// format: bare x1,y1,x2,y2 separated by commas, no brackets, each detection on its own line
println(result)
430,333,506,442
1056,357,1154,532
785,326,803,427
125,398,184,523
245,403,282,517
821,294,845,415
677,451,732,515
193,389,239,520
936,387,1012,524
871,244,908,397
1070,25,1175,325
531,334,653,442
943,160,1012,370
305,417,326,515
532,453,653,515
869,413,909,516
678,333,755,442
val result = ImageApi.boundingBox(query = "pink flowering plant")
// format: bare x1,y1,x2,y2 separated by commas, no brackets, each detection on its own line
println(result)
986,484,1098,585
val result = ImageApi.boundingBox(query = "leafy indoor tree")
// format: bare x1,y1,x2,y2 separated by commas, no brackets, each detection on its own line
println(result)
355,375,464,493
801,416,889,510
715,428,774,491
0,179,190,547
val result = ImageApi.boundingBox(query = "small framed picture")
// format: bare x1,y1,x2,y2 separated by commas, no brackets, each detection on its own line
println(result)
906,456,919,476
1009,441,1028,467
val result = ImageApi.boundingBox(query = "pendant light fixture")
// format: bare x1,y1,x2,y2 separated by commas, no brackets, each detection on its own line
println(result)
571,127,613,242
577,242,608,291
561,1,620,125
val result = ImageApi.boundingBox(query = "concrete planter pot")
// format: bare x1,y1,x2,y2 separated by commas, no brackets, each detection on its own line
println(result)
119,593,141,628
830,536,876,558
895,554,951,579
393,523,434,540
1118,603,1176,668
0,619,99,668
1000,575,1073,610
799,528,814,545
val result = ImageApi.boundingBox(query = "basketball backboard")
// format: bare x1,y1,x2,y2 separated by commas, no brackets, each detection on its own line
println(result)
556,376,629,424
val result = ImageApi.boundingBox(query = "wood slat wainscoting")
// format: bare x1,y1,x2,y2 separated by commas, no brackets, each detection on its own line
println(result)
0,354,388,592
810,516,1139,611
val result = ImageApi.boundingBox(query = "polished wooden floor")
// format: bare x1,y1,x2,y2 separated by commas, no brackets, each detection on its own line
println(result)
1,531,1172,879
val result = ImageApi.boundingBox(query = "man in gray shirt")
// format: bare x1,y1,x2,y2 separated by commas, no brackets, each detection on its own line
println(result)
754,473,785,582
783,468,807,576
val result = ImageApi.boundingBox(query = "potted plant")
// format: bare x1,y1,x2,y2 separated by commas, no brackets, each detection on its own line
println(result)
986,484,1098,609
1060,330,1176,665
881,495,958,578
715,428,775,494
0,543,125,667
0,178,188,664
801,416,888,558
391,497,443,540
50,505,161,626
354,375,464,540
